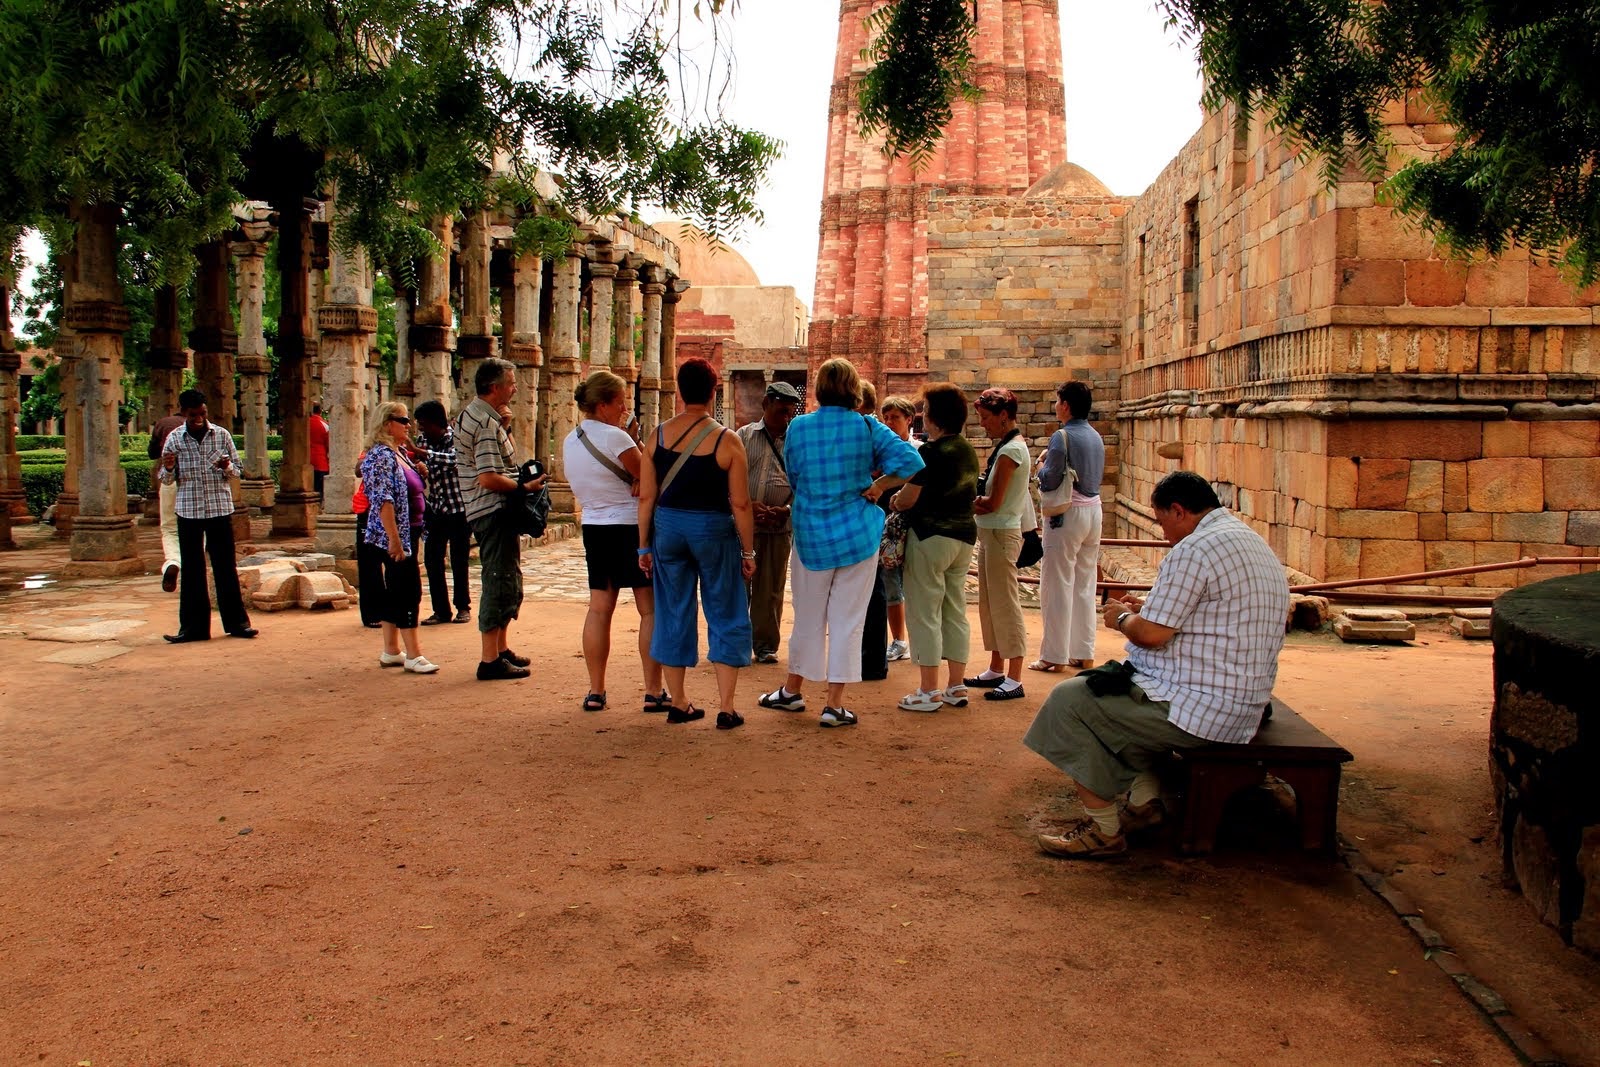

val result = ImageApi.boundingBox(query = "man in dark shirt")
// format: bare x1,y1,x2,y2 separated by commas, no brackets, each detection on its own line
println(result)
415,400,472,625
147,408,187,593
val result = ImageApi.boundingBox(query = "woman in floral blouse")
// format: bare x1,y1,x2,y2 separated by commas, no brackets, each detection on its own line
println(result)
359,402,438,674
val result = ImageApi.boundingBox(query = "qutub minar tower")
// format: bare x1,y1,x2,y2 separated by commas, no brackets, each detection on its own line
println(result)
809,0,1068,382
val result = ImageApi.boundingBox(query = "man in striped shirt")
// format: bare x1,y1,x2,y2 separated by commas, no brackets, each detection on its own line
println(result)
1024,471,1289,858
157,389,256,643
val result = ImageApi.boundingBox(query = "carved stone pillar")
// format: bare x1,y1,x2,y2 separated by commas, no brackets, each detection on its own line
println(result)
392,284,415,402
661,280,685,417
503,251,544,459
409,216,456,412
190,240,238,434
639,266,666,436
456,210,496,418
587,253,616,378
546,249,583,521
64,200,140,573
271,198,319,536
0,258,29,534
143,285,187,521
307,238,328,410
612,263,637,393
312,220,377,560
232,233,276,510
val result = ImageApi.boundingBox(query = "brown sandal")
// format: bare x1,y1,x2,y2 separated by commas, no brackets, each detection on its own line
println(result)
1026,660,1067,673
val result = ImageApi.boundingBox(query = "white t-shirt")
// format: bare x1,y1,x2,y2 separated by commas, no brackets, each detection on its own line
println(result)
975,435,1032,530
562,419,639,526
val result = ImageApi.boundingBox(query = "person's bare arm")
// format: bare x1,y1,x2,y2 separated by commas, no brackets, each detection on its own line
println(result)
637,438,659,577
974,455,1018,515
890,482,924,511
722,432,758,580
1102,598,1178,650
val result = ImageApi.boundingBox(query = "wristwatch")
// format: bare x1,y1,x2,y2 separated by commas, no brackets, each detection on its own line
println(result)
1115,611,1134,633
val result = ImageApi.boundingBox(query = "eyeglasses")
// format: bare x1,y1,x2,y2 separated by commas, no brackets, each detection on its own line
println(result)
388,415,411,425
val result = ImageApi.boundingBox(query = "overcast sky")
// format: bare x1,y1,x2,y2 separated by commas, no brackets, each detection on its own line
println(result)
686,0,1206,306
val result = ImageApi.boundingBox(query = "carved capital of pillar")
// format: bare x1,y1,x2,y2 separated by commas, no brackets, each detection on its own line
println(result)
188,325,239,354
231,239,269,261
504,341,543,369
614,363,639,384
145,346,189,372
615,267,637,288
64,302,132,334
457,335,498,359
548,356,582,374
641,279,667,298
639,376,663,392
318,304,379,335
0,349,20,373
588,260,618,282
408,324,456,352
236,354,271,376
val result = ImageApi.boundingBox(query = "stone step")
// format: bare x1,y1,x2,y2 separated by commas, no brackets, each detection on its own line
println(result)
1332,613,1416,643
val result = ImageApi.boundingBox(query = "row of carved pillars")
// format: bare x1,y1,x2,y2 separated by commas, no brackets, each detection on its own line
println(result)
0,215,685,561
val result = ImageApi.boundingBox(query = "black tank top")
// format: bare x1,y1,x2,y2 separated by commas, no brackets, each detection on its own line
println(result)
653,421,731,513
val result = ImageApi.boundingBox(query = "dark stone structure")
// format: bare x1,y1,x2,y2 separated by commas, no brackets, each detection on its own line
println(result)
1491,572,1600,954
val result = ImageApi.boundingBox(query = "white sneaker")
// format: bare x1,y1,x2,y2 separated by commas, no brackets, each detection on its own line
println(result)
379,651,406,668
404,655,440,674
886,639,910,662
897,689,943,712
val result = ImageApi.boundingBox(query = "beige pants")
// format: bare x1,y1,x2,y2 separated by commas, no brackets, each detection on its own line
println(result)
976,526,1025,658
159,478,181,573
902,530,973,667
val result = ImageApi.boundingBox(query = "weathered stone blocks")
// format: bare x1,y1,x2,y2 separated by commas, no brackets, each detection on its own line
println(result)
1333,608,1416,642
1467,457,1544,512
1543,457,1600,511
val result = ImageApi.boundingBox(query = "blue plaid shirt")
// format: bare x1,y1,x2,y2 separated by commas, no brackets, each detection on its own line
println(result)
785,407,924,570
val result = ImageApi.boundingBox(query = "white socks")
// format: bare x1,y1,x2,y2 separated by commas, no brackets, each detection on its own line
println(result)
977,669,1004,681
1085,803,1121,837
1129,772,1161,808
994,678,1022,694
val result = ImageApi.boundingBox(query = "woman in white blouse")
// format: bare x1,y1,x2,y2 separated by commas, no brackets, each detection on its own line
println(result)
562,371,664,713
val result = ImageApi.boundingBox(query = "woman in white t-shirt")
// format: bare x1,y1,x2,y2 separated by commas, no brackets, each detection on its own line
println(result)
967,387,1032,701
562,371,664,713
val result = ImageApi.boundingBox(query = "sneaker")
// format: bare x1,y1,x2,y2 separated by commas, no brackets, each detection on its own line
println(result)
454,608,472,624
1037,823,1127,859
758,687,805,712
419,613,449,626
897,689,942,713
886,639,910,662
500,648,530,668
161,564,179,593
1121,799,1166,833
754,651,779,664
477,658,530,681
404,655,440,674
379,651,406,668
941,684,969,708
819,706,858,728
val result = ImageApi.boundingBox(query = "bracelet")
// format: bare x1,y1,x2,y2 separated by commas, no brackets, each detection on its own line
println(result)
637,547,652,556
741,550,757,560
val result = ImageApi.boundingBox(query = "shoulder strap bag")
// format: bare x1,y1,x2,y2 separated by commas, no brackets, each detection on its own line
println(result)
657,417,720,501
576,425,634,486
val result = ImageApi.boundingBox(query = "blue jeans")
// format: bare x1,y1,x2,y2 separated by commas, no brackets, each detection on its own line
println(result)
651,507,752,667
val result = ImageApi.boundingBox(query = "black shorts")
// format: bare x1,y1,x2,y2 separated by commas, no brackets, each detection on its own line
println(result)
582,523,649,590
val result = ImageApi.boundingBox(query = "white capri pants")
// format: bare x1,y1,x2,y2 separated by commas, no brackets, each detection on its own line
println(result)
785,551,878,684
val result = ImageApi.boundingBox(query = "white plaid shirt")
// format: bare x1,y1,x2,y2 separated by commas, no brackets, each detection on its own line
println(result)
157,422,241,520
1129,508,1289,743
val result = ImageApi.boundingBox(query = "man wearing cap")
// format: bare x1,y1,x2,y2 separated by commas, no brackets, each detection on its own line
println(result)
737,381,801,663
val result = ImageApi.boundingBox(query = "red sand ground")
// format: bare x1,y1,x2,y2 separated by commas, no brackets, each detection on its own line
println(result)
1,531,1597,1064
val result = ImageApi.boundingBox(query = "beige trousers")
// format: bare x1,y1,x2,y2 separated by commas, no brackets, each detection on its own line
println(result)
976,526,1025,658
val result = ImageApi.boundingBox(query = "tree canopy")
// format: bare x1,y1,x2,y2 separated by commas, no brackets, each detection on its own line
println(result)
861,0,1600,283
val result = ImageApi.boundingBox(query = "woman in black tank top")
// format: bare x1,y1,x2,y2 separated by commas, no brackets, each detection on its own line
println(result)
636,358,758,730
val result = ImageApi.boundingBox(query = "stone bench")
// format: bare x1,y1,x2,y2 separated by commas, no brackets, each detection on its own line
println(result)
1169,699,1352,856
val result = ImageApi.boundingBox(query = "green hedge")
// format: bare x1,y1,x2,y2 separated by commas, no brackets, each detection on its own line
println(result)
19,453,283,518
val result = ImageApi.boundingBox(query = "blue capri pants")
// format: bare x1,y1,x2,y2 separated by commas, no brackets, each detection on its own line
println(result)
650,506,752,668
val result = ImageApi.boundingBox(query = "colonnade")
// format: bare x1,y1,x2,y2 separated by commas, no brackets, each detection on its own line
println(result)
0,209,689,569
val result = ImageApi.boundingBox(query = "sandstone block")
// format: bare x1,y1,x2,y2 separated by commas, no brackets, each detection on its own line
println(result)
1327,458,1359,508
290,552,338,572
1425,541,1476,578
1405,260,1467,307
1336,258,1406,305
1327,420,1482,461
1443,462,1469,512
1467,458,1545,513
1481,420,1530,458
1405,461,1444,512
1325,537,1362,579
251,570,301,611
1529,420,1600,458
1455,606,1494,620
1568,512,1600,546
1450,616,1491,639
1465,260,1528,307
1342,607,1408,622
1290,595,1331,630
1493,512,1568,545
1448,512,1493,540
1418,513,1448,540
1543,458,1600,510
1328,509,1419,539
289,571,352,610
1360,538,1425,578
1356,458,1411,508
238,559,304,595
1333,614,1416,642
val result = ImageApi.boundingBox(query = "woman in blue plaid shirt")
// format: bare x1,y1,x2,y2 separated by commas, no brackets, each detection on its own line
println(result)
758,359,923,728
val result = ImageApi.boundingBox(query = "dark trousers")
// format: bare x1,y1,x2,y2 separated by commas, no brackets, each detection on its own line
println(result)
424,511,473,617
367,545,423,629
355,512,386,626
859,566,889,681
177,514,250,638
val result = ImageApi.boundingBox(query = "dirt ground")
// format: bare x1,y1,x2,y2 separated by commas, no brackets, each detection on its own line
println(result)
2,523,1597,1065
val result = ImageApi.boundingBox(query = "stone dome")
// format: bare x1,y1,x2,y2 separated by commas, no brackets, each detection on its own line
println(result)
651,219,761,286
1023,162,1113,199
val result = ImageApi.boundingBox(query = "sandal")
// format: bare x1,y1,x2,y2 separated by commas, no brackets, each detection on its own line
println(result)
666,704,705,724
1037,823,1128,860
582,692,607,712
1027,660,1067,673
1068,659,1095,670
642,690,671,713
715,710,745,730
941,685,969,708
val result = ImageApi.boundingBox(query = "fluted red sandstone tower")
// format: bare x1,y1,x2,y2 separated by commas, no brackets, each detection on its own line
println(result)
810,0,1067,386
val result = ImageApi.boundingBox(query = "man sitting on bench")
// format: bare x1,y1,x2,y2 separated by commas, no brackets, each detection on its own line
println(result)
1023,470,1290,859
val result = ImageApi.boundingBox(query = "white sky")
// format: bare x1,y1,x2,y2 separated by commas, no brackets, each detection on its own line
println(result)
10,3,1204,335
700,0,1206,306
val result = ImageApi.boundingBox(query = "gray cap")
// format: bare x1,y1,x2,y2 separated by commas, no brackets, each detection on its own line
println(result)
764,381,802,402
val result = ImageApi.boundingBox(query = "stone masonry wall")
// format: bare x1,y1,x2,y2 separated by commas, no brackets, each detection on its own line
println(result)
1118,99,1600,586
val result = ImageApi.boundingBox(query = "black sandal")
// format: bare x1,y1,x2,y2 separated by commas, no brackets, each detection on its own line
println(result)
582,692,607,712
666,704,704,724
642,690,671,714
715,710,745,730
